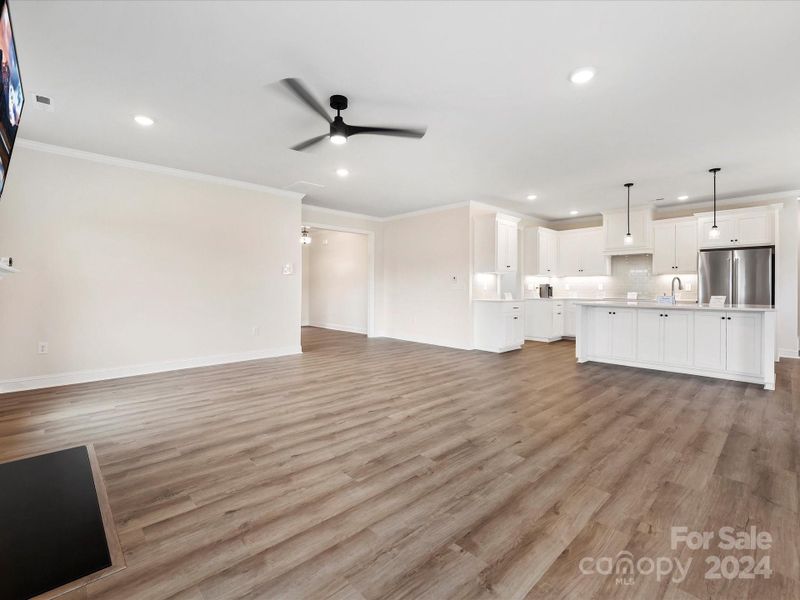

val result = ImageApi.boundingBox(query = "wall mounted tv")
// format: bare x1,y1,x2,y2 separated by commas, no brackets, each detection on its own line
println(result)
0,0,23,199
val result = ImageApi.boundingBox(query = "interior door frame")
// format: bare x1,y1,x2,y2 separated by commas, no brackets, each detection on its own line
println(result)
302,221,376,337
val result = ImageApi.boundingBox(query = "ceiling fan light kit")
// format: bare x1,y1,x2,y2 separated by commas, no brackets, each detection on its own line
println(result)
281,78,427,151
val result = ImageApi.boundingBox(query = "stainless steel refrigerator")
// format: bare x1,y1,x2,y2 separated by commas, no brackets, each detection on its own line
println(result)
698,246,774,306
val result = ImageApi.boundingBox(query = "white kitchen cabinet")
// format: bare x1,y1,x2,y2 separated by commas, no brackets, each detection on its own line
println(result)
696,207,775,249
563,300,577,337
693,311,761,375
652,219,698,275
523,226,558,276
587,306,635,360
693,311,727,371
637,309,693,365
557,227,608,276
577,303,775,389
725,313,762,376
525,300,563,342
475,213,521,273
603,208,653,254
474,300,524,352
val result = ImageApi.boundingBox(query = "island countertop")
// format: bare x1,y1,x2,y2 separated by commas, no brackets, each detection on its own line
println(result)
574,300,775,312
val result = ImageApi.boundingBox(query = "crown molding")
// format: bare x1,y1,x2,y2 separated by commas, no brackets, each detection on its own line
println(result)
382,201,471,222
301,203,383,222
17,139,305,202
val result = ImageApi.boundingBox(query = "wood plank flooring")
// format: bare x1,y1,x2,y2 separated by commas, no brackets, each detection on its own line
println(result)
0,327,798,599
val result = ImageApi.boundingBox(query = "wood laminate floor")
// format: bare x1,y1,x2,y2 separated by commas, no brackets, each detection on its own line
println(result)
1,327,798,600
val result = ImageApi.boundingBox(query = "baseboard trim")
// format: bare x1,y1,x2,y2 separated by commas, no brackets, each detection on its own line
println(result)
380,332,473,351
778,348,800,360
306,322,367,335
0,345,303,394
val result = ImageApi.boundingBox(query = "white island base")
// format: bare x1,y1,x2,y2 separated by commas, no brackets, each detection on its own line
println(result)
575,301,776,391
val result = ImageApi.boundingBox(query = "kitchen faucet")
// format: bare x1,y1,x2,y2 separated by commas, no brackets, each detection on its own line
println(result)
671,276,683,298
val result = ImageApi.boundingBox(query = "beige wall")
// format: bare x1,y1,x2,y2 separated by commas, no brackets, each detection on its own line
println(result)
302,229,368,334
383,206,472,349
0,146,302,391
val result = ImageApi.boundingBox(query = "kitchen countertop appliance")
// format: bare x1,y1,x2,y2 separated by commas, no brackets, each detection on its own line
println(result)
538,284,553,298
698,246,774,306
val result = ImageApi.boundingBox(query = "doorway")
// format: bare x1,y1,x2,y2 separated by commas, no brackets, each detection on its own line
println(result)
301,226,371,341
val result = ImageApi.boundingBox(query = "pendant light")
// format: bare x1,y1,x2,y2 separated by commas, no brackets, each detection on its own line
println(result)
300,226,312,245
623,182,634,246
708,168,721,239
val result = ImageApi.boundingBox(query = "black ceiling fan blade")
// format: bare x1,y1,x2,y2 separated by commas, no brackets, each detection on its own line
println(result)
291,134,329,152
346,125,427,139
280,78,332,124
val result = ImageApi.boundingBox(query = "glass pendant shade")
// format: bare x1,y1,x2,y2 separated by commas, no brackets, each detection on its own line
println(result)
708,225,720,240
623,233,634,245
300,227,312,244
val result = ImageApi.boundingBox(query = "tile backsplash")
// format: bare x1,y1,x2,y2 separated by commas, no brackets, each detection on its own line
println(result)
524,254,698,301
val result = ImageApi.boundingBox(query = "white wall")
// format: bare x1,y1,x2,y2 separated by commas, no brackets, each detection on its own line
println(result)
383,206,471,349
302,229,368,334
0,145,302,391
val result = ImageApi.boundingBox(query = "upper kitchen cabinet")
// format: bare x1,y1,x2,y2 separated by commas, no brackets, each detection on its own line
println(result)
474,213,521,273
557,227,609,276
523,226,558,276
652,218,698,274
696,205,777,249
602,207,653,255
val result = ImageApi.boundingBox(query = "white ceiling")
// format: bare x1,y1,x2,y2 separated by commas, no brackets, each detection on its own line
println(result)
11,1,800,218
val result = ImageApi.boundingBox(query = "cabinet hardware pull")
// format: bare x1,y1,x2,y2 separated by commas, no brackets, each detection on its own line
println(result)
727,316,732,320
513,316,518,320
721,316,725,320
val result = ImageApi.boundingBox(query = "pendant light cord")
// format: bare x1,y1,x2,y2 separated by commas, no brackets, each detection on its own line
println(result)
627,186,630,235
709,168,721,227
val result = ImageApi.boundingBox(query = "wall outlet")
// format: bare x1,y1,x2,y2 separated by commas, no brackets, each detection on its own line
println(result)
38,342,49,354
282,263,294,275
251,326,260,336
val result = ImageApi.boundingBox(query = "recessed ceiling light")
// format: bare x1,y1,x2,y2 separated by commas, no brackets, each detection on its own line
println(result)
569,210,579,216
569,67,596,85
336,168,349,177
134,115,154,127
526,194,537,201
677,195,689,201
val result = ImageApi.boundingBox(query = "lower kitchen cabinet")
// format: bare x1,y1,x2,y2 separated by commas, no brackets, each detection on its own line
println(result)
587,306,636,360
524,300,563,342
473,300,524,353
694,311,762,376
636,309,693,366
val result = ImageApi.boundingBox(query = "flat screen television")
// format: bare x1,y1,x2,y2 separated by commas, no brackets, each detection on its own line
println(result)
0,0,23,198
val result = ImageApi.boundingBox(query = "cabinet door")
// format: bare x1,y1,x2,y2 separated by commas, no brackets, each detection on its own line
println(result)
496,221,515,272
652,224,676,275
589,307,613,357
725,313,762,376
636,310,663,363
674,221,698,273
557,232,581,276
505,223,518,272
699,216,736,248
693,311,727,371
538,228,557,275
736,214,773,246
552,303,564,337
506,313,524,347
525,301,551,339
611,308,637,360
663,311,692,366
581,229,607,275
564,301,577,337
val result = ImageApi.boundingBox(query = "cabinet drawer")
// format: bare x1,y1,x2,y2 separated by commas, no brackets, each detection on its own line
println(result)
502,303,523,315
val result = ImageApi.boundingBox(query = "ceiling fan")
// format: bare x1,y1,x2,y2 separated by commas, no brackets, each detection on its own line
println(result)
281,78,427,151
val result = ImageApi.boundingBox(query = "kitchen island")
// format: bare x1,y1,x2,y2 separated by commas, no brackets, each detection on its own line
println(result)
575,301,776,390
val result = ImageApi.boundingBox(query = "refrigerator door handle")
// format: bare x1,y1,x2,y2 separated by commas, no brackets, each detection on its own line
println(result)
732,256,738,306
728,256,734,306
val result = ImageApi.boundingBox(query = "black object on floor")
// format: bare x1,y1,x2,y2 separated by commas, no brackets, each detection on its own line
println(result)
0,446,111,600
